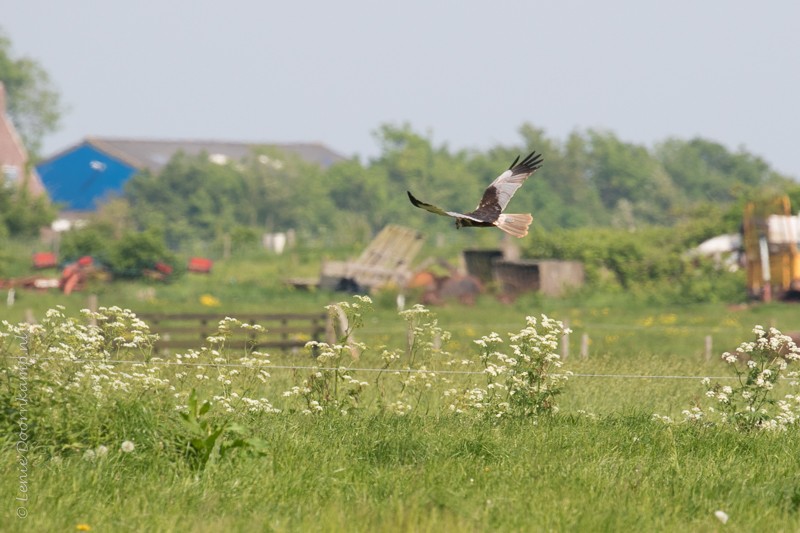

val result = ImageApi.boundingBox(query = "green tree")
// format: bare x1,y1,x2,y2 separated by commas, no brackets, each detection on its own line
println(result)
0,29,64,157
514,126,608,229
371,124,482,235
326,158,391,231
109,229,175,278
0,30,60,238
59,220,116,263
242,146,334,232
60,223,175,278
656,137,791,203
0,185,55,238
372,123,437,190
586,130,679,227
126,152,249,247
125,147,342,248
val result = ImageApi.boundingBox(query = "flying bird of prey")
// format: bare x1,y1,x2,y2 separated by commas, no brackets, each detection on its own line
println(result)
407,150,543,238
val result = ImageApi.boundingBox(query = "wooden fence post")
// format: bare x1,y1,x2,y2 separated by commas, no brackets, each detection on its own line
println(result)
87,294,98,327
332,304,360,359
396,293,406,312
705,335,713,362
223,233,231,260
325,312,337,345
581,333,589,359
406,319,414,358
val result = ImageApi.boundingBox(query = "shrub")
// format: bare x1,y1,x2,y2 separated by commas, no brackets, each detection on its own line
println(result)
59,226,176,278
0,307,278,456
657,325,800,431
525,225,744,303
448,315,572,418
283,296,372,415
107,229,176,278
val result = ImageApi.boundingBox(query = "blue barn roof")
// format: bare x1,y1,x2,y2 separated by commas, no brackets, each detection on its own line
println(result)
36,137,346,212
36,141,137,211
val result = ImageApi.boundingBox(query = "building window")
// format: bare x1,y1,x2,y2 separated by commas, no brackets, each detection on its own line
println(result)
208,153,229,165
2,164,19,188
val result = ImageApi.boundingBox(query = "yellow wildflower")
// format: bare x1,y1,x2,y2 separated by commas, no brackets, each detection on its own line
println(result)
199,294,221,307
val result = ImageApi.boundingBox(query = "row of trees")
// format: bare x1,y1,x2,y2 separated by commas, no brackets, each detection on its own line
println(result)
118,123,793,247
113,125,792,302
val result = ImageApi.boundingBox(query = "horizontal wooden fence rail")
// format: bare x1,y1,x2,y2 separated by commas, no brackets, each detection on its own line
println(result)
137,312,330,352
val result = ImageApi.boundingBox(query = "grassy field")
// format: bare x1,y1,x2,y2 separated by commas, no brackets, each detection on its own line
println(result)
2,249,800,531
5,415,800,532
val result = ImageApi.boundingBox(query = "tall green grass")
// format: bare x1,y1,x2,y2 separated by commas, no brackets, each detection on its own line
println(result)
4,414,800,532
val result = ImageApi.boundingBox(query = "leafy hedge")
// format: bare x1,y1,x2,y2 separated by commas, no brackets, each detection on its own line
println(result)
59,226,177,278
524,219,745,303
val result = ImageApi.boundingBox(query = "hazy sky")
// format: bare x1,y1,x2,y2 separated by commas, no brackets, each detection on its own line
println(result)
4,1,800,178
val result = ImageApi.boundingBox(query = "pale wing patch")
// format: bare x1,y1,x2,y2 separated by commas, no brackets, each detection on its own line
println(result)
453,213,485,223
487,170,531,211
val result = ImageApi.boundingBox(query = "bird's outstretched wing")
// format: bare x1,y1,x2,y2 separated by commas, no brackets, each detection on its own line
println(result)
473,151,543,216
406,191,483,222
407,149,542,237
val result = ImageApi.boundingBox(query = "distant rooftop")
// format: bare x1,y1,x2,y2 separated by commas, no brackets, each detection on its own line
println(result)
47,137,347,171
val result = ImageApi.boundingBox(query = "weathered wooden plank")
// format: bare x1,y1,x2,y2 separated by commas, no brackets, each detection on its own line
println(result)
137,312,328,353
139,313,326,322
148,325,322,336
153,338,311,350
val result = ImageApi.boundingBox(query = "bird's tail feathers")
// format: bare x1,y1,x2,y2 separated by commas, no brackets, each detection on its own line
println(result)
494,213,533,238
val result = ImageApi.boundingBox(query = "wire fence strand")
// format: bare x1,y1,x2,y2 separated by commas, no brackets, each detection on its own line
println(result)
1,355,748,380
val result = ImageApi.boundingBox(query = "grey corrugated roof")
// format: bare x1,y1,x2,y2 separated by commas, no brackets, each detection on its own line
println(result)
82,137,347,171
